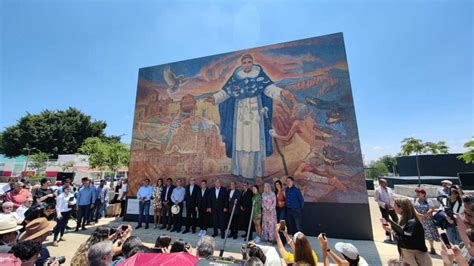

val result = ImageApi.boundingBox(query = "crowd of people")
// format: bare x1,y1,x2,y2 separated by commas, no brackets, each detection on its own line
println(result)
135,176,304,246
0,176,127,265
375,178,474,265
0,174,473,265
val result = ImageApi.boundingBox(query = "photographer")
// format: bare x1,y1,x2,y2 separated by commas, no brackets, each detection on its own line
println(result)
382,198,432,265
241,241,282,266
317,234,368,266
274,222,318,265
154,234,172,253
18,217,58,266
440,185,464,245
170,238,192,253
71,225,132,266
11,240,43,266
34,178,56,206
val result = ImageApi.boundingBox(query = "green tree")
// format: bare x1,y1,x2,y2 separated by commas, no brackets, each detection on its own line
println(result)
79,137,109,176
458,139,474,164
423,141,449,154
436,141,449,154
366,161,389,179
105,142,130,180
79,137,130,179
28,152,50,173
0,107,108,158
401,137,425,187
423,142,439,154
61,160,75,172
379,155,397,174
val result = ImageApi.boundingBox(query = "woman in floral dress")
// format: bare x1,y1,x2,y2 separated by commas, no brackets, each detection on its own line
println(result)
413,187,439,254
153,178,163,228
262,183,277,244
251,185,262,243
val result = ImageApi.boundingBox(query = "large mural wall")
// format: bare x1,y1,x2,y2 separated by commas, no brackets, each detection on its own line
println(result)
129,33,367,204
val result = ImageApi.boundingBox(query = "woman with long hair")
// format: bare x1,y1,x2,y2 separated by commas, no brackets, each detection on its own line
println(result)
71,226,112,266
275,222,318,265
152,178,164,229
383,198,432,266
441,185,464,245
274,180,286,221
262,183,277,244
412,188,439,254
251,185,262,243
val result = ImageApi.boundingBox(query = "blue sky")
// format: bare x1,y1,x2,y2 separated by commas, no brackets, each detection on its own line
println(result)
1,0,472,163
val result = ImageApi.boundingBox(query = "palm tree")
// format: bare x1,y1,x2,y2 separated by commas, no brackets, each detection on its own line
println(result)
423,142,439,154
401,137,425,187
436,141,450,154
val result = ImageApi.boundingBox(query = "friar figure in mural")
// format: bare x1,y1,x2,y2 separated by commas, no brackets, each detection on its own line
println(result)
206,54,295,179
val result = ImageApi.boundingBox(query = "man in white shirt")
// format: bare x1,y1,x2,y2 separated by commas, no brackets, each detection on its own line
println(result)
374,179,398,243
136,178,153,229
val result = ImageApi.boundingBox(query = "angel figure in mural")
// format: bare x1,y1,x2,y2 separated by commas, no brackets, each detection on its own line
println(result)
205,54,295,179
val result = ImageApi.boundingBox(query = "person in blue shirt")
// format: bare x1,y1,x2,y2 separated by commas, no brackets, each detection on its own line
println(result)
170,179,185,233
285,176,304,233
93,179,110,223
75,177,96,231
136,178,153,229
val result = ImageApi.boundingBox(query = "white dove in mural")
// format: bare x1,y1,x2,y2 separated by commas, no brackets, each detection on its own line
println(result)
163,66,189,94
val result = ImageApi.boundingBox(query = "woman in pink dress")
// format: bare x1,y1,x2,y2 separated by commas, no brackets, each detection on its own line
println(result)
261,183,277,244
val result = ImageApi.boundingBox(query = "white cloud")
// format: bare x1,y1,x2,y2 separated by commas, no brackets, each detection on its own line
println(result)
372,146,383,151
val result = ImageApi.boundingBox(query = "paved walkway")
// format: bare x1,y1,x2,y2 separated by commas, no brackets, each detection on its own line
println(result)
48,196,444,265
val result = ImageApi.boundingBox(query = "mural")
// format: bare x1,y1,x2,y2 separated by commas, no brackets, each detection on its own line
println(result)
129,33,367,204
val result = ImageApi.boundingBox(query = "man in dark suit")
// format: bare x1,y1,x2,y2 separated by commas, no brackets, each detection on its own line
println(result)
160,177,175,230
208,179,228,239
227,181,242,239
182,177,199,234
196,179,211,237
240,181,253,239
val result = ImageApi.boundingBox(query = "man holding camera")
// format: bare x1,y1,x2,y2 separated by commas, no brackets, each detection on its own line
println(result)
374,178,398,243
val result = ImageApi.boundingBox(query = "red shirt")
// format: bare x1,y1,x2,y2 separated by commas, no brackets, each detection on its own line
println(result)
6,189,31,209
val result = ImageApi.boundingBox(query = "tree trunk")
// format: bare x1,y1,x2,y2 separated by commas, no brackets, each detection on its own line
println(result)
415,153,421,187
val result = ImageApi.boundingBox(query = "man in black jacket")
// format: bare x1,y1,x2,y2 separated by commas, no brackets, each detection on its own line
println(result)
208,179,228,239
196,179,211,237
160,177,175,230
227,181,242,239
183,177,199,234
240,181,253,239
